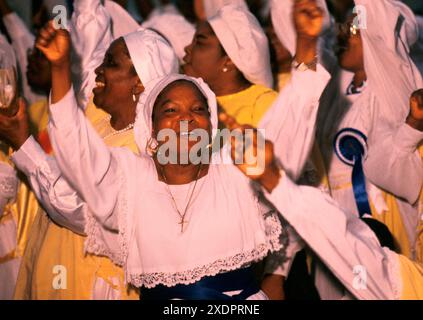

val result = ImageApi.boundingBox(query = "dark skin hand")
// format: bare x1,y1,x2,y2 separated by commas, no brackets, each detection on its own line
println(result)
406,89,423,132
294,0,324,70
218,112,281,193
0,98,30,150
35,20,72,104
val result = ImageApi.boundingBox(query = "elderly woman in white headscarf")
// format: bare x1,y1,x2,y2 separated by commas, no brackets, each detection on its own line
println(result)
17,5,331,297
0,1,179,299
183,2,328,177
182,3,276,128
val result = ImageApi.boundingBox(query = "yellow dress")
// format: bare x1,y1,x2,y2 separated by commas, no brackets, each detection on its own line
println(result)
398,254,423,299
0,100,49,299
217,84,278,128
415,146,423,263
13,100,139,300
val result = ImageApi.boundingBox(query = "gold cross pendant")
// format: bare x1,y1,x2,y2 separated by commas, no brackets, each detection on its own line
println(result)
178,218,189,233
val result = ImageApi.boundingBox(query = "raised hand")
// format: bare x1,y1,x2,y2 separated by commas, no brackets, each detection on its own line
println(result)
0,98,30,150
219,112,281,192
293,0,324,39
35,20,71,68
406,89,423,131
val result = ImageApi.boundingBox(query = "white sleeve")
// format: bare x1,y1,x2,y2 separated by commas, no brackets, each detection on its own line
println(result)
265,174,401,300
365,123,423,205
70,0,113,109
0,162,18,217
258,64,331,181
2,12,45,105
48,86,120,231
11,136,87,235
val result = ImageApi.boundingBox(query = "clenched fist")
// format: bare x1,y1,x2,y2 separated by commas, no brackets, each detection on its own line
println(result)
293,0,324,39
219,112,281,193
406,89,423,131
35,20,71,68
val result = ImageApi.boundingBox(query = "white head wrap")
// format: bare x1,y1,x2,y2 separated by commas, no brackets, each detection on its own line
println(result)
123,28,180,87
203,0,248,19
142,13,196,63
104,0,140,38
357,0,423,126
0,33,16,69
134,74,218,156
208,4,273,88
411,15,423,74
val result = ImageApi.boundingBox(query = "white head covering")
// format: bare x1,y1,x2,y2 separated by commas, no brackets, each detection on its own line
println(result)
208,4,273,88
411,15,423,74
203,0,248,19
104,0,140,38
0,34,16,69
123,28,180,87
142,13,196,63
134,74,218,156
358,0,423,126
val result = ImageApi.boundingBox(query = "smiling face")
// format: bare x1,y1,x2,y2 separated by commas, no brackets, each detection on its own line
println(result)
93,38,143,115
152,80,212,158
336,15,365,73
182,21,227,86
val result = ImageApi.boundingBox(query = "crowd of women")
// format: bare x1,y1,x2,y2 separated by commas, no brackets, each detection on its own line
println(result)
0,0,422,300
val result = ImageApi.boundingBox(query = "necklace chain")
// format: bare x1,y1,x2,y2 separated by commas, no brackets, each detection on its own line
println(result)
159,164,203,233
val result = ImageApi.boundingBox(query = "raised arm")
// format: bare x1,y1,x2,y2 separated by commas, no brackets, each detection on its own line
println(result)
36,23,120,230
224,112,411,300
355,0,423,125
11,136,88,235
265,172,401,300
364,90,423,205
0,97,87,233
70,0,114,109
259,0,331,181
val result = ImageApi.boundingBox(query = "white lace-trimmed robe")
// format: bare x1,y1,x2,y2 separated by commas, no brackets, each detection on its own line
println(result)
41,62,329,290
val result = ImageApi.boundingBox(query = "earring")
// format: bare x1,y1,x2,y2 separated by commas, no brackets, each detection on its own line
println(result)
223,67,228,73
146,137,159,156
132,88,137,102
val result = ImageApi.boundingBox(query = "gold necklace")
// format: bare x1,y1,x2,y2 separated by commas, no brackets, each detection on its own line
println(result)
159,164,203,233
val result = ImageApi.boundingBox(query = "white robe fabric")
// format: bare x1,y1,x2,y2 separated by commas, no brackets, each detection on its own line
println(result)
0,162,18,218
42,60,329,291
270,0,423,299
266,173,403,300
364,123,423,261
208,4,273,89
411,15,423,74
203,0,248,19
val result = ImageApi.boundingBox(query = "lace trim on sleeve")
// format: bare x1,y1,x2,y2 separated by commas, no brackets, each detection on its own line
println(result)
84,163,128,267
